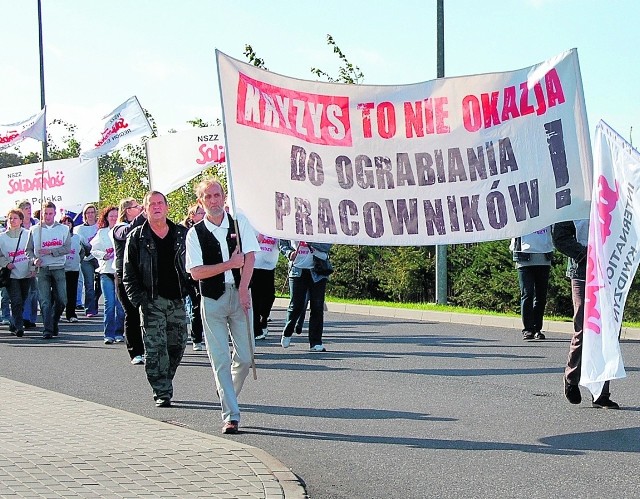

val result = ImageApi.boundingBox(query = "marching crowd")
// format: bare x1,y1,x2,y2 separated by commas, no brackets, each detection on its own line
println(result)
0,177,333,434
1,177,620,434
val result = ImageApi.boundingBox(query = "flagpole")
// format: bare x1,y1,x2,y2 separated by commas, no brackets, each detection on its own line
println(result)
215,51,257,380
37,0,47,163
37,0,46,231
135,96,154,191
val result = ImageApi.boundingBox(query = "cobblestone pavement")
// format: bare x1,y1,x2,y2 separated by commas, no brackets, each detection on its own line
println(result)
0,377,306,498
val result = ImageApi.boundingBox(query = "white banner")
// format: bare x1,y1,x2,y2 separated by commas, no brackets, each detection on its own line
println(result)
80,96,152,160
0,108,46,151
147,126,225,194
581,121,640,397
217,49,593,245
0,157,99,215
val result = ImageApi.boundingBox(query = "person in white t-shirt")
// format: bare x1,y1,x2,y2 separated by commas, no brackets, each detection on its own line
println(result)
185,178,259,435
92,206,125,344
251,233,279,340
75,203,100,317
60,216,90,323
25,201,71,339
0,209,34,337
510,226,553,341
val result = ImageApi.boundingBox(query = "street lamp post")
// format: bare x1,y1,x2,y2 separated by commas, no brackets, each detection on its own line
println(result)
435,0,447,304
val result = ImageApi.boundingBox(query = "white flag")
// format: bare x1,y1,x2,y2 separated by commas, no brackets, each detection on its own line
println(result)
581,121,640,398
0,108,46,151
0,156,99,214
147,126,225,194
80,96,152,159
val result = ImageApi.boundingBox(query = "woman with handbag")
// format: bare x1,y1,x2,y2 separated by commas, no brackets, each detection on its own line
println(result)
278,240,332,352
0,209,34,337
75,203,100,317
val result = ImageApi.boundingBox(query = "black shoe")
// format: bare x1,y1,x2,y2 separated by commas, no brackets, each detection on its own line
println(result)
533,331,546,340
592,396,620,409
42,332,53,340
16,330,24,338
564,378,582,404
24,320,37,329
522,331,535,340
9,324,16,333
75,304,85,310
295,328,303,335
155,398,172,408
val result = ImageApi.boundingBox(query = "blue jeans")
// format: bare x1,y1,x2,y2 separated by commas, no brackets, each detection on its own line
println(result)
81,259,99,315
100,273,124,340
8,278,31,332
22,277,38,323
1,286,10,321
76,271,83,306
37,267,66,335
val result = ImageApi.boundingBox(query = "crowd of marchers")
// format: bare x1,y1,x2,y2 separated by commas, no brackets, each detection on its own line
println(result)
0,177,334,434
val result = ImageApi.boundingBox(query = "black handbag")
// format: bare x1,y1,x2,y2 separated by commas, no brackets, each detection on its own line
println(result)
0,267,10,288
313,255,334,276
512,237,531,262
0,231,22,288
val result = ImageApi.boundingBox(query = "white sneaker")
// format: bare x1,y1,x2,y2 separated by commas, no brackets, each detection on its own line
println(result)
255,328,269,340
193,342,204,351
309,344,326,352
130,355,145,365
69,317,79,323
281,335,291,348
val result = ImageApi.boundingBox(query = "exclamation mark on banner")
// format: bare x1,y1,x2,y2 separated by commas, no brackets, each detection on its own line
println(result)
544,119,571,208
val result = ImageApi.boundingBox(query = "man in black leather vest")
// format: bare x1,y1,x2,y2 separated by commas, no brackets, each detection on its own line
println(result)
185,178,260,434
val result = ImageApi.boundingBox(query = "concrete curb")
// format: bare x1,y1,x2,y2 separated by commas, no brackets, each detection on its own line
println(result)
274,298,640,340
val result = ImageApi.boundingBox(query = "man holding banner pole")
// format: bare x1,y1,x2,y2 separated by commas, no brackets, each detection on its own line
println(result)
552,220,619,409
185,178,259,435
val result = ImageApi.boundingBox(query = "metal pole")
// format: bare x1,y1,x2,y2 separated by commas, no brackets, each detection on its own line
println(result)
37,0,47,161
435,0,447,304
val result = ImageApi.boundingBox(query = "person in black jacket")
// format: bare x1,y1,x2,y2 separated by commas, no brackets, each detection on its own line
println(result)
112,197,145,365
123,191,190,408
552,220,619,409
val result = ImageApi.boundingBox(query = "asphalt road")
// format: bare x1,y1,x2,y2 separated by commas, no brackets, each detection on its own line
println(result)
2,307,640,498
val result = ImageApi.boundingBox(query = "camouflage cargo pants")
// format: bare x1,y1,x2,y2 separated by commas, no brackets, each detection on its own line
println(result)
140,296,187,401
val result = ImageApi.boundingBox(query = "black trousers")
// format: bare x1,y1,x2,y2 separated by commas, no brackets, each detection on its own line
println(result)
250,268,276,337
115,273,144,359
65,270,79,320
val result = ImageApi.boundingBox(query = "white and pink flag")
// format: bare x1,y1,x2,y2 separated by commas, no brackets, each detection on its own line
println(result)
147,126,225,195
80,96,152,160
581,121,640,398
0,108,46,151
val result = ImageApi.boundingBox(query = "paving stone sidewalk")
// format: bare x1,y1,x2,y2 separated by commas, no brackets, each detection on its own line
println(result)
0,377,306,498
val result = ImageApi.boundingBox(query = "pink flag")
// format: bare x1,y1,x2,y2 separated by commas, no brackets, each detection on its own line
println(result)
0,108,46,151
582,121,640,398
79,96,152,159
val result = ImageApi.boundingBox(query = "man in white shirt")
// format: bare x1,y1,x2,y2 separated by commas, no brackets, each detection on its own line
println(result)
185,178,259,434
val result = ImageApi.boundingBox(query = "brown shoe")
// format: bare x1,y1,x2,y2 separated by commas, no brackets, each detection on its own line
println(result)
222,420,239,434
